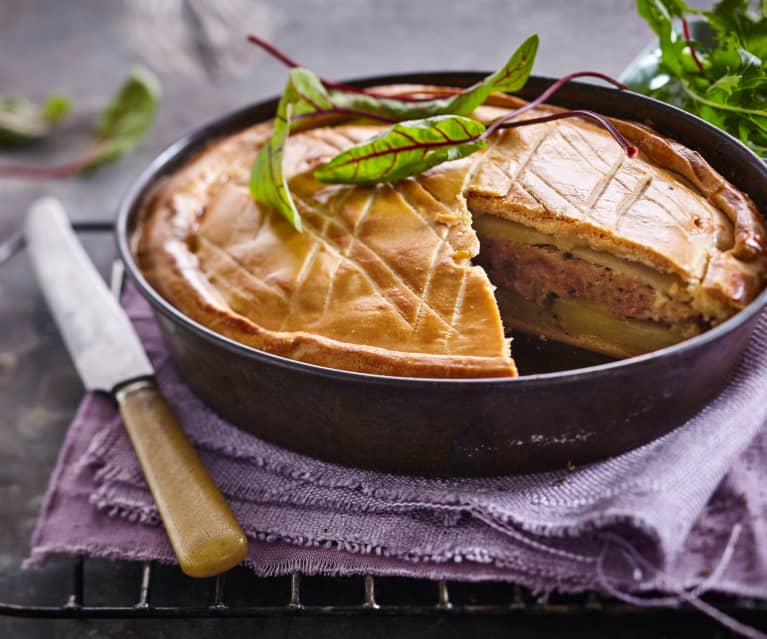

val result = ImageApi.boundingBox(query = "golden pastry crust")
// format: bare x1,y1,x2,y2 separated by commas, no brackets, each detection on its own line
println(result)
136,118,516,378
135,84,766,375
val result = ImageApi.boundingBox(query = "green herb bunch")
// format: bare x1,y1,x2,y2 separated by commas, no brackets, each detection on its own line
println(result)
634,0,767,156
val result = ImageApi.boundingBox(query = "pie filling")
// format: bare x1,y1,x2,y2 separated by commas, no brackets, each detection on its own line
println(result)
473,215,722,358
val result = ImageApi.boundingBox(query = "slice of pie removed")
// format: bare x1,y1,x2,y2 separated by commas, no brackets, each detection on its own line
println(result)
135,90,767,376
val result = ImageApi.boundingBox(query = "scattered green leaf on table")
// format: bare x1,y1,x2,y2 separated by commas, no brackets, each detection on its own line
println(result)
0,93,71,146
314,115,487,185
82,67,161,172
636,0,688,76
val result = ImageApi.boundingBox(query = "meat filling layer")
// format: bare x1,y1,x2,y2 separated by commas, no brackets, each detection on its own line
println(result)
477,236,709,342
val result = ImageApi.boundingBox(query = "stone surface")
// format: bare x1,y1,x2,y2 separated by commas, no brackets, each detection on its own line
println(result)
0,1,701,637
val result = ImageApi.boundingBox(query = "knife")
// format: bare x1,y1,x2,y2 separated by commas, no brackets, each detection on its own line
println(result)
25,197,247,578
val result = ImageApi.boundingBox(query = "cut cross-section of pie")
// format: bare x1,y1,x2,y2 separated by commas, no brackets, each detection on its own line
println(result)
135,87,767,377
467,98,767,358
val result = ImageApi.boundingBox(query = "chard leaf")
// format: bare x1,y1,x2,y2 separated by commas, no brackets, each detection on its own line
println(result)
285,67,333,119
0,93,71,146
314,115,486,185
447,34,539,115
327,90,440,121
326,34,538,120
249,68,331,231
249,81,301,231
83,67,160,171
248,37,539,230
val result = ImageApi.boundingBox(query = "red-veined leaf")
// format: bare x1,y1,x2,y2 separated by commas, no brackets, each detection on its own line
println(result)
314,115,486,184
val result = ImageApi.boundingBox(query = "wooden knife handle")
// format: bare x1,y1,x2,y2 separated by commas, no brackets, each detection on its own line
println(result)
115,379,248,578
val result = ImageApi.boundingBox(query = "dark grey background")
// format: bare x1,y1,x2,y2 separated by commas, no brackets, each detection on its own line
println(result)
1,1,734,637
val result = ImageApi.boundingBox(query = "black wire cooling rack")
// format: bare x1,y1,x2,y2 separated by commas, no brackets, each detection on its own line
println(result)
2,555,767,624
1,222,766,632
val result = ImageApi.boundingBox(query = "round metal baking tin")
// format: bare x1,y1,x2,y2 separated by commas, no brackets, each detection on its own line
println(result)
117,74,767,476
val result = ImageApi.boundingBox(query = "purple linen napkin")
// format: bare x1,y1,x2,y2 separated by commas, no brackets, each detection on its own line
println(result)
27,284,767,599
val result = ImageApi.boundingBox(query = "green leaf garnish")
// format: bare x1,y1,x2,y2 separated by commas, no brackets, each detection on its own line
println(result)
324,91,437,121
633,0,767,156
249,68,332,231
82,66,161,172
248,33,631,230
324,35,538,120
0,93,71,146
314,115,487,184
250,37,539,230
447,34,539,115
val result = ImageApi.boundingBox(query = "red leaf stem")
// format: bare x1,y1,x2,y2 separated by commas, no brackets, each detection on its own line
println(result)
682,18,707,77
494,109,637,158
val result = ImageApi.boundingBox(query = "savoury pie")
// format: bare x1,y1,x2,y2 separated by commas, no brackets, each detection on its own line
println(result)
135,88,767,377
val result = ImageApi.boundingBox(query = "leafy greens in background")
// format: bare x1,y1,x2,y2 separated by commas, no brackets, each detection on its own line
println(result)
0,67,160,179
0,93,71,145
633,0,767,156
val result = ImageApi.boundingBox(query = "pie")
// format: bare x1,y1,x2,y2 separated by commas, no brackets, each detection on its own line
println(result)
134,87,767,377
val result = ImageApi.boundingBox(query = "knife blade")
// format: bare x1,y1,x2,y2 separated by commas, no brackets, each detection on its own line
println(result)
25,197,248,578
25,198,153,392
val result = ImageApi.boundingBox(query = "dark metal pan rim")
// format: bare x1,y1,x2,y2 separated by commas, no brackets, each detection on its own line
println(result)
116,72,767,389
